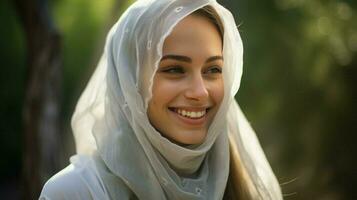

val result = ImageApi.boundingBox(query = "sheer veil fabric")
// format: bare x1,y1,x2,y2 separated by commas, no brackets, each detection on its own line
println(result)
48,0,282,199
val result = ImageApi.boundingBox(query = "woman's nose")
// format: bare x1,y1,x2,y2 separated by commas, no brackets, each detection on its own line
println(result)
184,74,209,101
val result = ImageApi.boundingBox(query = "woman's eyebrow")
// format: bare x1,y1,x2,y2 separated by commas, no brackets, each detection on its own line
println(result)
206,56,223,63
160,55,223,63
161,55,192,63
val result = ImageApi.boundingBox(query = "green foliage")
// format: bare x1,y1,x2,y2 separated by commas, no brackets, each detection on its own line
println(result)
52,0,119,118
221,0,357,199
0,0,130,195
0,0,25,179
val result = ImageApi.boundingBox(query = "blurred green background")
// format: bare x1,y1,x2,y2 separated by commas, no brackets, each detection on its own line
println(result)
0,0,356,199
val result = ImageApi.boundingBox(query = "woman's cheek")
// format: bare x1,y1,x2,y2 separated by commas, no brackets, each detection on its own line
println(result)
152,78,183,104
208,79,224,104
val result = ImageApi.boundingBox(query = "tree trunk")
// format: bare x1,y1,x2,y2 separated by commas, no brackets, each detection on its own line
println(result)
13,0,62,199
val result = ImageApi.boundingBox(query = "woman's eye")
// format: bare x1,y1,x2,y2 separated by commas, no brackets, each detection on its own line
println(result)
160,66,185,74
205,66,222,74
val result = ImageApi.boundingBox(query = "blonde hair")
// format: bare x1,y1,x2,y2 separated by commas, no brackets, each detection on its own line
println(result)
224,134,257,199
193,6,256,200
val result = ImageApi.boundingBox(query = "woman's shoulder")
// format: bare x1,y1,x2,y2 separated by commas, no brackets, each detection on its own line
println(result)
40,162,94,200
39,154,132,200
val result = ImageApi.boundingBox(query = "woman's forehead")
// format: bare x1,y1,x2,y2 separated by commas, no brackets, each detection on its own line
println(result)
162,15,223,59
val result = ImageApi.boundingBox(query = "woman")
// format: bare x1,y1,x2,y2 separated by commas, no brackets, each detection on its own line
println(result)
40,0,282,199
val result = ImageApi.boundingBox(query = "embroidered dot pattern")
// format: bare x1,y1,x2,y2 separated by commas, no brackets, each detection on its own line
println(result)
195,187,202,195
175,6,183,13
147,40,152,50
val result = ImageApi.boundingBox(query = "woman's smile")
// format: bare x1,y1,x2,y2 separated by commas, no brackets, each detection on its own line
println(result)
168,107,210,126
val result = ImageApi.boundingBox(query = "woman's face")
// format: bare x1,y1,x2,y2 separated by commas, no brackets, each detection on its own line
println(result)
148,14,224,145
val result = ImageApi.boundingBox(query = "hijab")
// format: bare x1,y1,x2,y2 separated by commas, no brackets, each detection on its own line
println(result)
70,0,283,199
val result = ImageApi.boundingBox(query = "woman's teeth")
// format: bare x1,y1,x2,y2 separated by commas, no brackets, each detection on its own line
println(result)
175,108,206,119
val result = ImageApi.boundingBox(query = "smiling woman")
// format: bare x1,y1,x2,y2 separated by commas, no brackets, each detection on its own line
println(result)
39,1,282,200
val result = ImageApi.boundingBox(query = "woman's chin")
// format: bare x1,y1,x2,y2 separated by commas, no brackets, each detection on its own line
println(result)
168,130,207,146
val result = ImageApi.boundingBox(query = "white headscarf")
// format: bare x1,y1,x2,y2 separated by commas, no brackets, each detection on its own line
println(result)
70,0,282,199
